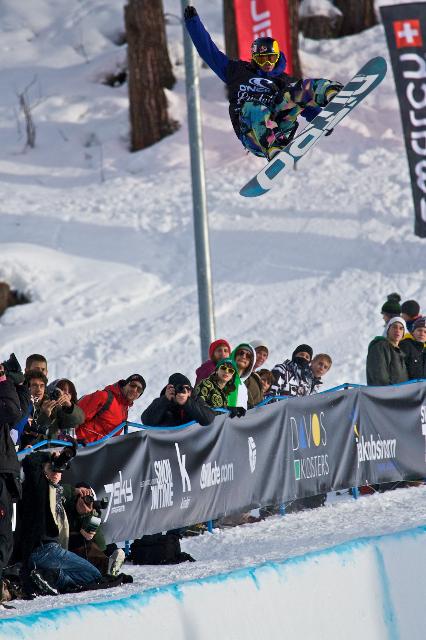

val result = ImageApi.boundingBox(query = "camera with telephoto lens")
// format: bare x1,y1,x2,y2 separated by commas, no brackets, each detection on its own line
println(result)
48,387,62,401
82,495,108,533
50,443,77,472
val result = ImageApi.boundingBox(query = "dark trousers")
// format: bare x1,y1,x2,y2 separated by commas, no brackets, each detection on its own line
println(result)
0,475,14,579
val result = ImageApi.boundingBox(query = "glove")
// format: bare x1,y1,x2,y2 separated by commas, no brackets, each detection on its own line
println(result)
228,406,246,419
184,6,197,19
324,81,344,103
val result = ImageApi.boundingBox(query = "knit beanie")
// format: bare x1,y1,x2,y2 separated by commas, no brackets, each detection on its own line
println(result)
385,316,407,334
122,374,146,391
209,339,231,360
413,316,426,330
168,373,192,388
292,344,313,361
381,293,401,314
401,299,420,318
215,357,237,372
250,339,269,353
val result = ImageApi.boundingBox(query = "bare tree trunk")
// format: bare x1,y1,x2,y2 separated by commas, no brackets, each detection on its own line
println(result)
334,0,377,36
223,0,239,59
287,0,302,78
125,0,177,151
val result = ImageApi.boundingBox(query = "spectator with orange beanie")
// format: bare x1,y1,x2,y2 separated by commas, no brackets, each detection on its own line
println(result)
76,374,145,444
195,339,231,385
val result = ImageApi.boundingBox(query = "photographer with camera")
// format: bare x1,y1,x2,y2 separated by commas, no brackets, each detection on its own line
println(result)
16,445,104,595
141,373,215,427
19,374,85,449
0,355,30,602
63,483,125,577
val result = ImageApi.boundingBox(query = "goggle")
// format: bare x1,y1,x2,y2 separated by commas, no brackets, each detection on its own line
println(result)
236,349,252,359
253,53,279,66
219,365,236,374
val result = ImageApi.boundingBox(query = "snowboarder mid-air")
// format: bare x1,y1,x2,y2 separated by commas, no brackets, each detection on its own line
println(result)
184,6,343,161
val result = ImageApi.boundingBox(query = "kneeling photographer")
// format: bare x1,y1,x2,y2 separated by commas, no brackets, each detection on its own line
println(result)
63,483,125,577
16,444,103,595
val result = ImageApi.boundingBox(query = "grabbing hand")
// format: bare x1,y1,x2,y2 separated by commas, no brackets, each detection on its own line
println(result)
80,528,95,541
165,384,176,402
184,6,197,19
41,399,57,417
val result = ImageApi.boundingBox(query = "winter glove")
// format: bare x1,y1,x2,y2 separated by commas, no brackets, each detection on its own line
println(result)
324,81,344,103
228,406,246,419
184,6,197,19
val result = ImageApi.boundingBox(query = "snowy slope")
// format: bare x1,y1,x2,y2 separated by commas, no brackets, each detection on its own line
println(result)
0,0,425,625
1,0,424,421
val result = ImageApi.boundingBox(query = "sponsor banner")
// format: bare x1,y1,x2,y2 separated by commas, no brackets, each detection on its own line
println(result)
64,382,426,542
380,3,426,237
234,0,293,74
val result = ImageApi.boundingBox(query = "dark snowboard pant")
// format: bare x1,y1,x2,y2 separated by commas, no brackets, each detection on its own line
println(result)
0,475,14,580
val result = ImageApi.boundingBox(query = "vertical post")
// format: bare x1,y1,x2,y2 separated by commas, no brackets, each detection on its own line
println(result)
181,1,216,360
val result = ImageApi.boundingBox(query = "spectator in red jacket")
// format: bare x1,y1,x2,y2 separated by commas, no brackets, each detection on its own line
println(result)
76,374,146,444
195,339,231,385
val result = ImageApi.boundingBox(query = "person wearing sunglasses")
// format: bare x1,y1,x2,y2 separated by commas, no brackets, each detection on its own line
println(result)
194,358,238,412
184,6,343,161
225,343,258,414
76,374,146,444
141,373,215,427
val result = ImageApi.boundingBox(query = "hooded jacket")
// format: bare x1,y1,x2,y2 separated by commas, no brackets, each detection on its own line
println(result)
399,334,426,380
141,389,215,427
228,344,256,409
366,336,408,386
194,358,237,410
270,358,313,398
76,382,132,444
0,379,29,479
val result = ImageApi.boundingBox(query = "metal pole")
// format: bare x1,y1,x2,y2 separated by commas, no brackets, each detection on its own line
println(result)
181,1,216,360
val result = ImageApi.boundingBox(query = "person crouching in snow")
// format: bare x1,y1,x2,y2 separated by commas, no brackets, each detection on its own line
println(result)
184,6,343,160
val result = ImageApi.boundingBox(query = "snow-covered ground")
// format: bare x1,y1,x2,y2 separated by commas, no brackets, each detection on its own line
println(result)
0,0,425,630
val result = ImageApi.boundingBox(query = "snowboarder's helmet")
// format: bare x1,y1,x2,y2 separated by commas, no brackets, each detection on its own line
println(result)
251,37,280,67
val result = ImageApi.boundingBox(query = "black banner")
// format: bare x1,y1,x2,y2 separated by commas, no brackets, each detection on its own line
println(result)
381,2,426,237
63,382,426,542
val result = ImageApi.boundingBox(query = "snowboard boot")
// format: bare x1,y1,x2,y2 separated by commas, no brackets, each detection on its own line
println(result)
107,549,125,577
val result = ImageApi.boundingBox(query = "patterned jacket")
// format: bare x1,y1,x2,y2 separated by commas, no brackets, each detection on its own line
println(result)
194,374,234,411
270,359,313,398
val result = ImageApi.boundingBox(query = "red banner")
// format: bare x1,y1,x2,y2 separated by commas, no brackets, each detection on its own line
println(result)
233,0,293,74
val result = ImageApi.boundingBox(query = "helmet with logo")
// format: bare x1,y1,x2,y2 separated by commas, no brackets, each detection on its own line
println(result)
251,37,280,68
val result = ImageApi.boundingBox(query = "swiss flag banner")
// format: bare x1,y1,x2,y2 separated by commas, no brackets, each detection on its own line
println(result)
393,19,423,48
234,0,293,75
381,2,426,238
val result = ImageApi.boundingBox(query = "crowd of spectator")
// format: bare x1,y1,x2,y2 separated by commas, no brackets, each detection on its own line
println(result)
0,294,424,605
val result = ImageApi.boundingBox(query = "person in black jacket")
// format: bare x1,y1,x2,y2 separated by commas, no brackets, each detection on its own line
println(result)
0,356,30,601
184,6,342,160
141,373,215,427
17,448,103,595
400,316,426,380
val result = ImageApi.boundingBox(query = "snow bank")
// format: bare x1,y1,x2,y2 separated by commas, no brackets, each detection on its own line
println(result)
2,525,425,639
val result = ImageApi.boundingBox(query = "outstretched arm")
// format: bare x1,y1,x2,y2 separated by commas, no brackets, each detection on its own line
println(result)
184,7,230,83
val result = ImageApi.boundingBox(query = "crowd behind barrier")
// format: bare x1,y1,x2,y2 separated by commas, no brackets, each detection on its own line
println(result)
0,292,424,603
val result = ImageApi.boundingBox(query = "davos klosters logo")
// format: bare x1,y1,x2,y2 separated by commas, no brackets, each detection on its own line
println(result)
291,412,329,481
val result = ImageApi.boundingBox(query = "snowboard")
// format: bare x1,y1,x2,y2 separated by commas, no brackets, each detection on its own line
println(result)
239,56,387,198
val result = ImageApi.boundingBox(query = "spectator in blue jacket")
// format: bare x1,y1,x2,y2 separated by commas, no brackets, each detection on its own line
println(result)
184,6,342,160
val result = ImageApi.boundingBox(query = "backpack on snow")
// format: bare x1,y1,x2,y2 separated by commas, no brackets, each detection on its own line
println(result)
130,533,195,565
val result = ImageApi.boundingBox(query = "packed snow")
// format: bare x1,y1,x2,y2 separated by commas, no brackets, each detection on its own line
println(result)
0,0,425,626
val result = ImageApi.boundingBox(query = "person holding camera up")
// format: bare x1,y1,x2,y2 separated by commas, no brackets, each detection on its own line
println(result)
16,445,105,596
0,355,30,603
19,373,84,448
141,373,215,427
63,483,125,577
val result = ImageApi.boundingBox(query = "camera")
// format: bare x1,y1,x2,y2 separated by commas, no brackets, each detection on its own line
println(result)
82,495,108,511
49,387,62,401
174,384,191,394
51,443,77,472
84,515,102,534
